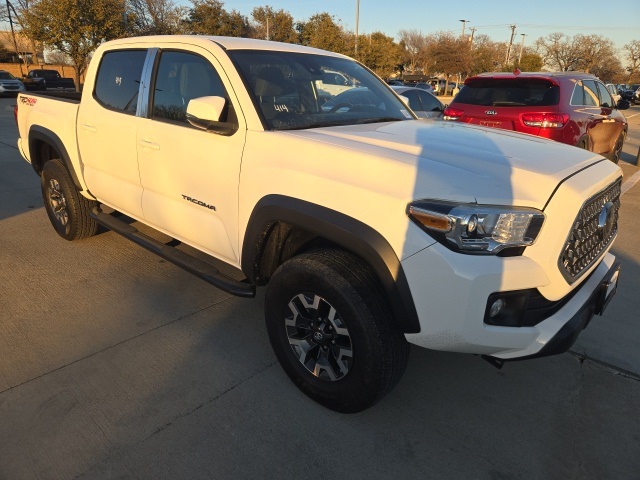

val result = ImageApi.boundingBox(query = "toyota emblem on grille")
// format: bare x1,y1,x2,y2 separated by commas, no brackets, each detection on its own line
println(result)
597,201,616,240
485,110,497,115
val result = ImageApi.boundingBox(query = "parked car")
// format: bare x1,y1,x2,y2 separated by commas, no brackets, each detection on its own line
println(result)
22,69,76,91
620,84,639,103
0,70,26,96
431,79,457,95
391,85,443,118
444,72,630,163
412,82,436,94
606,83,621,104
320,87,378,112
386,79,404,86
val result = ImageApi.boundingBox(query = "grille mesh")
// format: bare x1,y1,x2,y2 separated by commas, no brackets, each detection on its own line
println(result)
559,179,620,282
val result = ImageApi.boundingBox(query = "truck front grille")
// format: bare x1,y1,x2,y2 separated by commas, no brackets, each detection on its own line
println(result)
559,178,620,283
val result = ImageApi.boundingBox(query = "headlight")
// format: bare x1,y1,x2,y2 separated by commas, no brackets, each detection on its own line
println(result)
408,200,545,255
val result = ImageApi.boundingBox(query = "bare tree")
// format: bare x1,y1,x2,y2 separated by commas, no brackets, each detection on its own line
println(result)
535,32,582,71
398,29,427,74
623,40,640,82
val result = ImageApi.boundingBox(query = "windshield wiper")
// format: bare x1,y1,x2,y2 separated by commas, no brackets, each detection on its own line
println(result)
353,117,405,125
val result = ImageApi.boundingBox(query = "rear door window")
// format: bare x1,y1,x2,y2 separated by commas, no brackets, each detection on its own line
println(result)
455,78,559,107
94,50,147,114
595,82,614,108
582,80,599,107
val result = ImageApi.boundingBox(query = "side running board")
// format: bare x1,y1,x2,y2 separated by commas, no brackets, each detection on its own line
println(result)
90,207,256,298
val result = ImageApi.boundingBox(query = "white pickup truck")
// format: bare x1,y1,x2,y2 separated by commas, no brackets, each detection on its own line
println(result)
16,36,622,412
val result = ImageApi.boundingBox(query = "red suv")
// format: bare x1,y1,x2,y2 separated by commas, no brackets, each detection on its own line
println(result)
443,72,630,163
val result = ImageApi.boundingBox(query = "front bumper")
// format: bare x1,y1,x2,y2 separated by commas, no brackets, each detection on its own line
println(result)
402,241,618,360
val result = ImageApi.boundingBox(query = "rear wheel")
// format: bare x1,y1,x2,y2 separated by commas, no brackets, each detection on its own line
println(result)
41,159,98,240
265,249,409,413
611,134,624,164
577,137,590,151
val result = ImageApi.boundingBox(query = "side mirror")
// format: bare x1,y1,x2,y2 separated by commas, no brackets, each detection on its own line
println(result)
616,99,631,110
186,96,237,135
399,95,410,107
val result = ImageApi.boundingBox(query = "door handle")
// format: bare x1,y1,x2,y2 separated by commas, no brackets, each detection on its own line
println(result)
139,139,160,151
81,123,97,133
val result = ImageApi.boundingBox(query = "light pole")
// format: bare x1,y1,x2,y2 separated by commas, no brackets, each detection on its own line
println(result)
5,0,24,75
459,19,469,38
355,0,360,57
518,33,526,66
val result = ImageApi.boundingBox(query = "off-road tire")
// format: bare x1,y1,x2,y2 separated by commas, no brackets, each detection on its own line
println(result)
265,249,409,413
41,159,98,241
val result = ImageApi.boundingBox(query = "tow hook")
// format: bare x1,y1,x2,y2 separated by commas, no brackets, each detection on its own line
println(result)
481,355,505,369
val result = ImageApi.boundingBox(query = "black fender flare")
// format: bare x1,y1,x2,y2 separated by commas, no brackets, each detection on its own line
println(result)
242,195,421,333
28,125,83,191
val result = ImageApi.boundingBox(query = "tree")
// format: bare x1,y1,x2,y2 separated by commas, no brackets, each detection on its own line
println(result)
346,31,403,79
251,6,297,43
127,0,186,35
184,0,252,37
518,50,544,72
427,31,472,80
2,0,42,66
398,29,427,74
296,13,347,55
535,32,582,71
45,50,72,65
23,0,124,90
468,34,504,75
574,34,620,78
622,40,640,82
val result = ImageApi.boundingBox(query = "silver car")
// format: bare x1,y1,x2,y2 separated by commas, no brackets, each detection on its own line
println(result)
391,86,444,118
0,70,26,96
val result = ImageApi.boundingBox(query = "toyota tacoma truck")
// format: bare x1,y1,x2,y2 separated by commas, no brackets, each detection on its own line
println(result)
16,36,622,413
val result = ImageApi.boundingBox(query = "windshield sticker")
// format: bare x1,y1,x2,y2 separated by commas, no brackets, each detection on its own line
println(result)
400,109,412,119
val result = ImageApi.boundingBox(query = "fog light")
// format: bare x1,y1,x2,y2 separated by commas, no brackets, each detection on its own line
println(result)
489,298,505,318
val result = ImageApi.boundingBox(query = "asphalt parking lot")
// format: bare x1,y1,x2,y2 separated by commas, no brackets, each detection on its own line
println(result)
1,96,640,479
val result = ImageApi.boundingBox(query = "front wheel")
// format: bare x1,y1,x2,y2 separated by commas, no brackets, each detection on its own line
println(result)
265,249,409,413
41,159,98,241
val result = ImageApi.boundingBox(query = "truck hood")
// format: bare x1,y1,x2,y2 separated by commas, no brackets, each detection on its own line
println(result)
284,120,604,209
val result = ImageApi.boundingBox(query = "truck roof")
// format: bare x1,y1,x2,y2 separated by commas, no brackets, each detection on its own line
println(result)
100,35,350,58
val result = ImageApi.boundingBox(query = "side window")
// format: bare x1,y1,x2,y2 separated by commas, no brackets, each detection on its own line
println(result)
596,82,613,108
402,90,422,111
418,91,442,111
582,80,599,107
94,50,147,114
152,50,228,124
570,81,584,105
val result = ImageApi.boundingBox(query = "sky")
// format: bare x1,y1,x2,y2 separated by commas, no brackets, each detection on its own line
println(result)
178,0,640,56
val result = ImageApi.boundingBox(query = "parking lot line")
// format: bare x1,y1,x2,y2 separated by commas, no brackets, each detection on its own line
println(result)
622,169,640,196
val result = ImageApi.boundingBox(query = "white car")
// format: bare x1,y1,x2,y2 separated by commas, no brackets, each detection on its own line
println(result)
606,83,621,104
0,70,26,96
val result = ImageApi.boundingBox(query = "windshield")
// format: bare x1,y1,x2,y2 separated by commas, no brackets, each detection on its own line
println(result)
229,50,415,130
0,72,16,80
